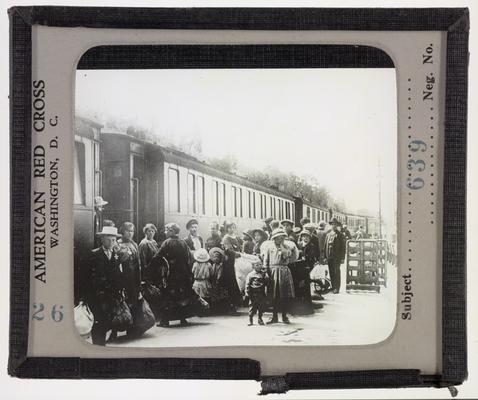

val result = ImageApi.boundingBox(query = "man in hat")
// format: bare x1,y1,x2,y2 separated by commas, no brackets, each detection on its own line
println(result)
281,219,297,243
86,226,123,345
93,196,109,247
303,223,320,260
184,218,204,252
325,218,346,293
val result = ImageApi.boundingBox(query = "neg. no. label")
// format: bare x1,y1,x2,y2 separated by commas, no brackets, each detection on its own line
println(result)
407,140,427,190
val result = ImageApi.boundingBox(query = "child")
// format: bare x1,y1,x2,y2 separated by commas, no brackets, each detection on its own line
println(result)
245,259,269,326
192,248,213,301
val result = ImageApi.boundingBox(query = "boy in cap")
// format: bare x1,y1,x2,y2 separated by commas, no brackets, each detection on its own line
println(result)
245,258,269,326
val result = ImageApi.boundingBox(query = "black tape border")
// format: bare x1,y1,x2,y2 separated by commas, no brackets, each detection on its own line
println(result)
8,6,468,390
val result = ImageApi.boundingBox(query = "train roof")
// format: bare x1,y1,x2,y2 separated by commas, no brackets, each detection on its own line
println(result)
158,145,295,200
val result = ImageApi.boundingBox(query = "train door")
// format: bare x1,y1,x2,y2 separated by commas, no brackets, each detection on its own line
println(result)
130,151,145,242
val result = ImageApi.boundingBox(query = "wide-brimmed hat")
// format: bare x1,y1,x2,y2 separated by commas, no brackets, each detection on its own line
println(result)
186,219,199,230
94,196,108,207
96,226,121,237
299,229,312,237
292,227,302,234
252,228,268,239
303,223,316,232
270,228,287,240
329,217,339,225
242,229,254,240
208,247,225,260
263,217,274,224
194,248,210,263
318,221,326,229
280,219,294,227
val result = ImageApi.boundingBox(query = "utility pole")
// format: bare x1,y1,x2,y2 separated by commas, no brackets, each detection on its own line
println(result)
378,158,383,239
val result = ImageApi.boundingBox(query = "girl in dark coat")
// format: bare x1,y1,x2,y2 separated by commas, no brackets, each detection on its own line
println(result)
138,223,160,269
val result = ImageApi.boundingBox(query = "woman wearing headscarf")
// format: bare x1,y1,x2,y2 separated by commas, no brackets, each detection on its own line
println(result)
148,222,194,327
138,223,160,269
263,228,299,324
221,221,243,309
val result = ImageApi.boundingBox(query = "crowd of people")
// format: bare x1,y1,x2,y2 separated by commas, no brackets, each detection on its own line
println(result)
83,196,366,345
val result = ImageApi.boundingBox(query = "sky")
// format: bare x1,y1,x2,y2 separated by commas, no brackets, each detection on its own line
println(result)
76,68,397,227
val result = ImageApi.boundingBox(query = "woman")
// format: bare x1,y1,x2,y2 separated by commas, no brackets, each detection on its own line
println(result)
148,222,194,327
221,221,243,309
242,230,255,255
138,223,160,269
263,228,299,324
117,222,141,308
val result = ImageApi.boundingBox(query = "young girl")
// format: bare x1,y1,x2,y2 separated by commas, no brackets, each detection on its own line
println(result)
191,248,213,302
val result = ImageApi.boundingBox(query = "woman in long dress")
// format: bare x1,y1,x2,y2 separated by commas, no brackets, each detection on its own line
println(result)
148,223,195,327
221,221,243,309
263,228,299,324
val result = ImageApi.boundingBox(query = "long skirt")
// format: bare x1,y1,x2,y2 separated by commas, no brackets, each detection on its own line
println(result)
268,265,295,299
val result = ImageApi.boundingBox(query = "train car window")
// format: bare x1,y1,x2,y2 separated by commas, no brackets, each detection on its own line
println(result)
247,190,252,218
213,180,219,216
187,173,196,214
291,203,295,222
220,182,226,216
168,168,180,213
269,197,273,219
239,188,243,218
232,186,238,217
307,206,311,219
74,141,86,205
198,176,205,215
253,192,256,219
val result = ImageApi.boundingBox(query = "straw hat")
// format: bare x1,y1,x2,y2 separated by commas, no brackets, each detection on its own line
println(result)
96,226,121,237
270,228,287,240
280,219,294,227
194,248,210,263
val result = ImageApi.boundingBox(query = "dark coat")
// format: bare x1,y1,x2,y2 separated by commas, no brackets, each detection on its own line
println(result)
184,235,204,251
117,239,141,305
299,241,319,269
85,247,123,322
316,229,328,262
325,230,346,262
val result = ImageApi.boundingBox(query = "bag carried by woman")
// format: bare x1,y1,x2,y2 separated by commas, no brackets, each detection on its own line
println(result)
110,293,133,332
74,301,94,336
129,297,156,335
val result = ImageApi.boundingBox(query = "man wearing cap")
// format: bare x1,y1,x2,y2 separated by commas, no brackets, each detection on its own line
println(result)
93,196,109,247
184,219,204,252
86,226,123,345
325,218,346,294
342,224,352,241
281,219,297,243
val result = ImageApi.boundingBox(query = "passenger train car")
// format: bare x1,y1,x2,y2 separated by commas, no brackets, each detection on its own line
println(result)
73,117,379,298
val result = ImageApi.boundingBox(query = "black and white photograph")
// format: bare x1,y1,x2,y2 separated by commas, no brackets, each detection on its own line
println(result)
73,66,398,347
